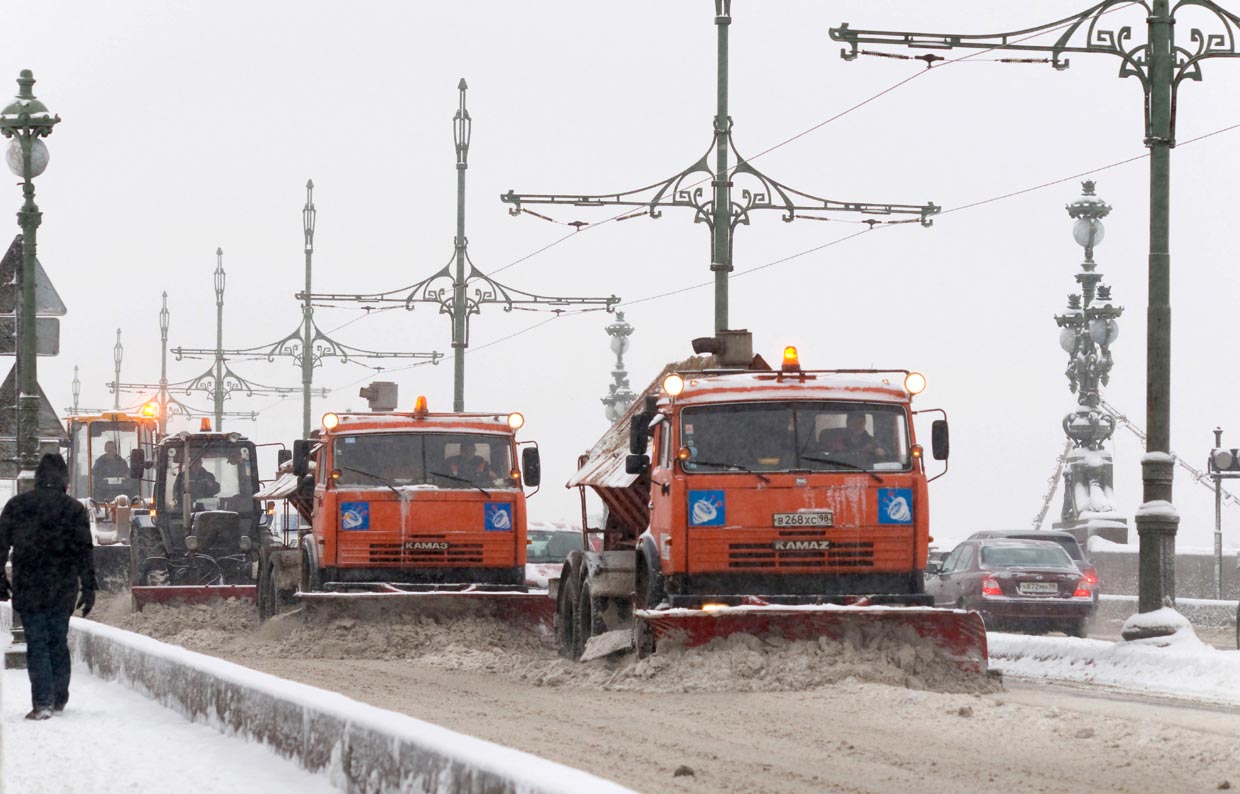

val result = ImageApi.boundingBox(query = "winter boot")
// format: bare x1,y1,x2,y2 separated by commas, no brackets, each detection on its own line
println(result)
24,707,52,721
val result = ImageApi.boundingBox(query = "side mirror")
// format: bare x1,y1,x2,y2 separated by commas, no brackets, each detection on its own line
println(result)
128,449,145,481
521,447,541,488
292,439,311,478
629,415,648,455
277,449,292,467
931,420,949,461
58,437,71,449
625,454,650,476
925,560,942,575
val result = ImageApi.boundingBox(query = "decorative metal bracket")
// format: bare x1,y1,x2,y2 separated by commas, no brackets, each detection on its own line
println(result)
830,1,1240,144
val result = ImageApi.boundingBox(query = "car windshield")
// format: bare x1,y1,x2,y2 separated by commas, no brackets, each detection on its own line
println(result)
981,545,1075,569
331,433,515,490
680,401,910,473
1000,535,1083,561
526,530,585,563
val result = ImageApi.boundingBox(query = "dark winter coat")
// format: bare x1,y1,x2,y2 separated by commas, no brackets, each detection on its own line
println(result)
0,453,95,614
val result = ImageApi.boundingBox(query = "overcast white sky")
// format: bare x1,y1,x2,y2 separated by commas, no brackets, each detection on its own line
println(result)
6,1,1240,550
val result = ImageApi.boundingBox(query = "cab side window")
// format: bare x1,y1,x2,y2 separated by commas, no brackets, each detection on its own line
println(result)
657,423,672,470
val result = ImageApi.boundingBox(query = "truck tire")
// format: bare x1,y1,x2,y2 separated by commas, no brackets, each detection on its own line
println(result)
257,557,275,623
299,544,322,594
557,569,580,659
573,580,596,659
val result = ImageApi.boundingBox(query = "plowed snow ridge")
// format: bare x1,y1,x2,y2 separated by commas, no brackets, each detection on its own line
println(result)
94,593,996,694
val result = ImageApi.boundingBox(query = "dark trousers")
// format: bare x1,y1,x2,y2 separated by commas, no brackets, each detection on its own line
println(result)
16,608,72,710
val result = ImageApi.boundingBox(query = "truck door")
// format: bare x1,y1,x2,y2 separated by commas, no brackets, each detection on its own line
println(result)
649,421,675,558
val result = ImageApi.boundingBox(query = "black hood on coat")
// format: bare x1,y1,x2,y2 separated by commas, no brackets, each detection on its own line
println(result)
35,452,69,491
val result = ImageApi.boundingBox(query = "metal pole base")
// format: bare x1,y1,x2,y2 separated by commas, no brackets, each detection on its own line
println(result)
1124,509,1180,641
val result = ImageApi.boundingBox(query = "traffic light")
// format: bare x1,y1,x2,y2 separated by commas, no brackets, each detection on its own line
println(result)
1208,448,1240,474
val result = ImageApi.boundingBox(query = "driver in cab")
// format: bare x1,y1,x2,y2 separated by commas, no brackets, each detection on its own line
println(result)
444,442,493,484
173,458,221,505
91,441,130,501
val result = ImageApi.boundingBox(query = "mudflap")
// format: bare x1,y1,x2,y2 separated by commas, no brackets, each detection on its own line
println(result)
636,605,989,675
130,585,258,611
295,586,556,635
92,545,132,592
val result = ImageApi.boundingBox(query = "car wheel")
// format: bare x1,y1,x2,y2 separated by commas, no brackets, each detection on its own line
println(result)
1065,619,1088,639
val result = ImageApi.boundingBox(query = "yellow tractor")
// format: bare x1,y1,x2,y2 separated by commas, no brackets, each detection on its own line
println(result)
65,406,159,587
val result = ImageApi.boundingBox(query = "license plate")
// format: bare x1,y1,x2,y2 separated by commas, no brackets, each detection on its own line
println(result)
1017,582,1059,595
773,510,833,528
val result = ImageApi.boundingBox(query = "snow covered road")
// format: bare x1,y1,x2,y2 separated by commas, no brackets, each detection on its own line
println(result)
0,667,335,794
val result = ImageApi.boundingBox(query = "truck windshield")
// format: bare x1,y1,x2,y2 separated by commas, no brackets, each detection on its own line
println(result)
680,401,911,474
332,433,515,490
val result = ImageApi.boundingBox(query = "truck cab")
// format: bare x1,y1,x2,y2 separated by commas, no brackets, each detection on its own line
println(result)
66,408,158,546
292,401,541,589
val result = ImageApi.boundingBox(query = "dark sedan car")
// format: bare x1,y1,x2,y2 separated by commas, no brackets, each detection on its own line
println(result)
967,529,1099,612
926,539,1095,636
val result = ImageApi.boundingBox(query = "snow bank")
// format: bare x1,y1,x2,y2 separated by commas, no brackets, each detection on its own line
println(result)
988,631,1240,705
67,615,633,794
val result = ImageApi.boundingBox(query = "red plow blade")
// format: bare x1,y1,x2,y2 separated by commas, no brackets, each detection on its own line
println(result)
131,585,257,611
637,605,989,675
295,588,556,633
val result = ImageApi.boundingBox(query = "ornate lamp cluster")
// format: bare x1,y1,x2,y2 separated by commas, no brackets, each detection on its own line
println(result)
1055,180,1123,450
602,312,636,423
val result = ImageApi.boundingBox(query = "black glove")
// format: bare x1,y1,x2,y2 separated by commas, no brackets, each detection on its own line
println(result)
76,589,95,618
0,577,9,602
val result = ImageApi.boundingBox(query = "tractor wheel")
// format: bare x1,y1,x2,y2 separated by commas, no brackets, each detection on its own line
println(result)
131,525,169,587
257,558,274,623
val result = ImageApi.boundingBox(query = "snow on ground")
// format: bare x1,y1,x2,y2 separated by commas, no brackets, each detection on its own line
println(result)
989,628,1240,705
0,667,336,794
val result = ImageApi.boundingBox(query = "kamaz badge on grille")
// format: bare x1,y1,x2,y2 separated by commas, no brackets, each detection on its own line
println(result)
773,539,831,551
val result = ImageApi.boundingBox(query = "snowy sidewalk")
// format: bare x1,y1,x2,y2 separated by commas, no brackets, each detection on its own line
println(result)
0,667,335,794
989,628,1240,706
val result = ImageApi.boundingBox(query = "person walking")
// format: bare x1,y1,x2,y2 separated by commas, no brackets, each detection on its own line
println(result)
0,453,96,720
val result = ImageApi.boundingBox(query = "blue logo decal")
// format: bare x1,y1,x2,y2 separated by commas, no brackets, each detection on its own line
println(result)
340,501,370,530
878,488,913,525
688,490,726,527
485,502,514,531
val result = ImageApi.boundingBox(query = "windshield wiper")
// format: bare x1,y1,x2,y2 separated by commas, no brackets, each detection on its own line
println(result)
428,470,492,497
798,453,883,483
335,466,404,498
687,459,771,484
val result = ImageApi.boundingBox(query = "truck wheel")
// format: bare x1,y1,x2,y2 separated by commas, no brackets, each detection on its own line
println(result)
633,618,655,659
574,580,601,660
299,544,322,593
557,569,580,660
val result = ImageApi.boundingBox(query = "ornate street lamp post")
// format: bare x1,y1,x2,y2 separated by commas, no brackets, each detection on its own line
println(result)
1053,181,1126,542
111,329,123,410
602,312,636,423
830,1,1240,617
0,69,59,483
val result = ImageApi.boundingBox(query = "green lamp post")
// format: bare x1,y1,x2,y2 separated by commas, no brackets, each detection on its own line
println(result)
0,69,60,483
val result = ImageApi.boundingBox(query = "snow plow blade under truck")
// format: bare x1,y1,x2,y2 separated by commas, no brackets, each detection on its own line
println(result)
255,401,552,632
558,341,988,675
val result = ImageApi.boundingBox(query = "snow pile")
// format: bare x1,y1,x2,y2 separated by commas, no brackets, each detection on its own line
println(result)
512,631,1000,695
94,592,994,695
989,630,1240,705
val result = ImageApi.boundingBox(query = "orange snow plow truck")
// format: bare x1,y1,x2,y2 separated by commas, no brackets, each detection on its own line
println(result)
559,334,988,674
256,397,552,629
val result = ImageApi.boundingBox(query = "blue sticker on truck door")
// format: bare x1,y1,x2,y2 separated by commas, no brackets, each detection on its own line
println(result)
688,490,726,527
341,502,370,530
878,488,913,525
485,502,513,531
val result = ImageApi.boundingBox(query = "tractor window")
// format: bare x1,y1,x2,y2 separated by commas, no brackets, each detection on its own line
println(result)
165,444,255,513
680,401,911,474
79,421,142,502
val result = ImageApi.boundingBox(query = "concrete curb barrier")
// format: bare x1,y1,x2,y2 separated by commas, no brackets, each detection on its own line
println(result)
62,614,633,794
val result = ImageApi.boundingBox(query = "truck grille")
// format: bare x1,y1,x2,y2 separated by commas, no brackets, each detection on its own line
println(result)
364,541,485,565
727,541,874,569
